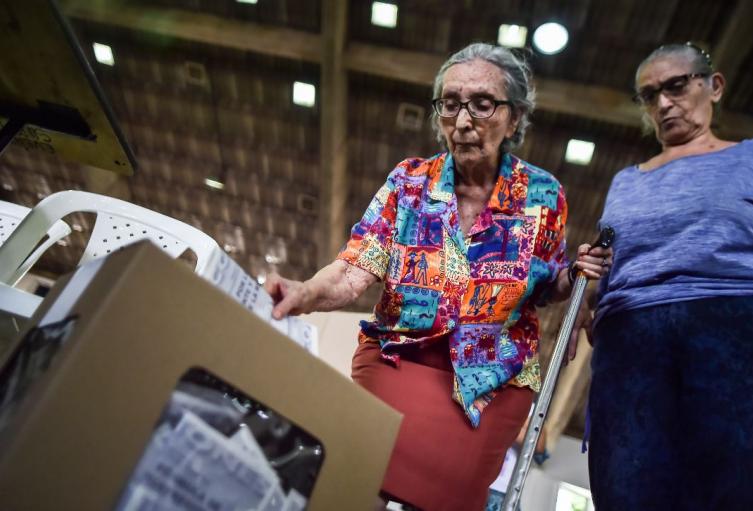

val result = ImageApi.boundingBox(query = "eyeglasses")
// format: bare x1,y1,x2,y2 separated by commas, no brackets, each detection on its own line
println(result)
632,73,709,106
432,97,512,119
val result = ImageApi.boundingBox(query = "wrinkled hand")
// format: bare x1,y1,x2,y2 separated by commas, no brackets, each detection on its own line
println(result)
263,273,313,319
572,243,613,280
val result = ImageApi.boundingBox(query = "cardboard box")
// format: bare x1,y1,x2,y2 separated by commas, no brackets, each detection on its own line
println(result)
0,242,401,510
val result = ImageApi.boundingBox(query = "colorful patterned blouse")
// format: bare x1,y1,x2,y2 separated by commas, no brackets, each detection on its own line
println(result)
338,152,568,427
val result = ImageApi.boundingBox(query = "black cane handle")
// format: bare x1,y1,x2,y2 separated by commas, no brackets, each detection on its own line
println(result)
592,225,616,249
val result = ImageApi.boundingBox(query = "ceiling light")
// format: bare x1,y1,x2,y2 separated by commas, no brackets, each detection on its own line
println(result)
264,237,287,265
92,42,115,66
293,81,316,107
371,2,398,28
264,250,285,265
498,24,528,48
204,177,225,190
532,22,569,55
236,0,258,3
565,139,595,165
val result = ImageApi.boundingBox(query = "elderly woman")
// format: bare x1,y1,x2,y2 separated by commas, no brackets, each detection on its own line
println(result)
587,43,753,510
266,42,609,511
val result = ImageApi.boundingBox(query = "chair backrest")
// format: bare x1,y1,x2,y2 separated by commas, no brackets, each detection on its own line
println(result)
0,191,221,286
0,200,72,285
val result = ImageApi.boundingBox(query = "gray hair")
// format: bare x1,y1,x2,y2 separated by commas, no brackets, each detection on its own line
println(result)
635,43,716,134
431,42,535,154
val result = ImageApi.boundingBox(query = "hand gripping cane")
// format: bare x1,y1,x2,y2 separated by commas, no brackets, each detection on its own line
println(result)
502,226,615,511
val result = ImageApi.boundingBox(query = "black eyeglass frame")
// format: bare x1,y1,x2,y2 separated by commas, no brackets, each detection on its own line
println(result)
632,73,709,106
431,98,513,119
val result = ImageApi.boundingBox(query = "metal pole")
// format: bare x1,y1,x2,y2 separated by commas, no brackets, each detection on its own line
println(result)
502,226,615,511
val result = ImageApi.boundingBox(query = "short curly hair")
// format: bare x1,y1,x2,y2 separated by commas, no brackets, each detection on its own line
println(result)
431,42,536,154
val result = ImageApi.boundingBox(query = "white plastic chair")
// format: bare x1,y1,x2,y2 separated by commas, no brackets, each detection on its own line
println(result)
0,190,221,287
0,200,72,285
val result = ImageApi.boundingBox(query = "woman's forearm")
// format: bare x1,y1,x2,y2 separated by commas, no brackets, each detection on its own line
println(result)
301,260,378,312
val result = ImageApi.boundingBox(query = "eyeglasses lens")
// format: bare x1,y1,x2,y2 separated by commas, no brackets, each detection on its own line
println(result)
468,99,494,118
434,98,498,119
636,75,692,105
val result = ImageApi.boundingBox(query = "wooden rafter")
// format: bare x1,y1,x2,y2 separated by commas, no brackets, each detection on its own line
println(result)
63,2,753,139
319,0,348,265
64,2,321,63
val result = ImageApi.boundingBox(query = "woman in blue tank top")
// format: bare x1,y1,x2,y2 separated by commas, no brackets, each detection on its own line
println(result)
584,42,753,510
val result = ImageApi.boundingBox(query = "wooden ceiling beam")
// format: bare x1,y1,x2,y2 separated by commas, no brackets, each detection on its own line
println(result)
346,42,445,86
318,0,349,266
63,3,753,138
62,2,321,64
346,42,650,129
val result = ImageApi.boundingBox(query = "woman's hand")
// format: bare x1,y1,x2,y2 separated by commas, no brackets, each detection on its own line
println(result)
550,244,613,303
264,273,315,319
571,243,613,281
263,261,378,320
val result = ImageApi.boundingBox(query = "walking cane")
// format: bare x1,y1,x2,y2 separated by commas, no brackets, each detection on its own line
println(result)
502,226,615,511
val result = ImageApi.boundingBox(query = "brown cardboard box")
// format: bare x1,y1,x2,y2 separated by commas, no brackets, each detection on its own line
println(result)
0,242,401,510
